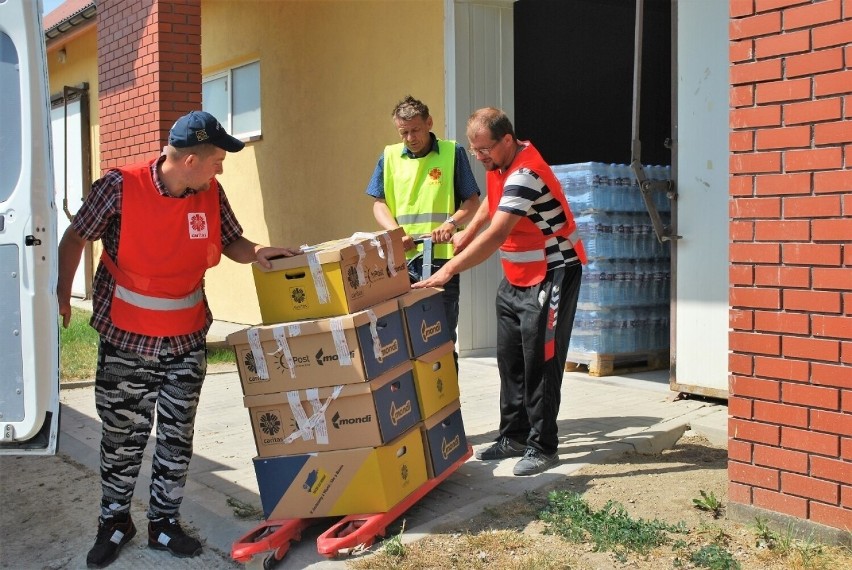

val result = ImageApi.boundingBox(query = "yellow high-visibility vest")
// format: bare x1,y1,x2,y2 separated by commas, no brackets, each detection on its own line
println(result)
383,139,456,260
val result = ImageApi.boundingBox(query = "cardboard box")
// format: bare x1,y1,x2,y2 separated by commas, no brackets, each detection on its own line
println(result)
253,228,410,324
412,341,460,420
243,362,422,457
254,426,427,519
397,288,452,358
227,299,410,395
420,400,468,479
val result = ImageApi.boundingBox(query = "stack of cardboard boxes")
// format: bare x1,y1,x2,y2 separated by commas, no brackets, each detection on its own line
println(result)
227,228,468,520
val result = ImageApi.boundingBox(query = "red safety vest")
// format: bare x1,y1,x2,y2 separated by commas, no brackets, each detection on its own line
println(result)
487,142,587,287
101,159,222,336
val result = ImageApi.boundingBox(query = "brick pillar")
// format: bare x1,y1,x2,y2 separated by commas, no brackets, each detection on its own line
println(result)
97,0,201,171
728,0,851,534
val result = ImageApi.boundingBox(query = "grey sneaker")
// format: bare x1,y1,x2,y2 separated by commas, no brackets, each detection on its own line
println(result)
513,448,559,476
475,436,526,460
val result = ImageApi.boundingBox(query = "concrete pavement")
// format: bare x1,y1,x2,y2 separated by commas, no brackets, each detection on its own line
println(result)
31,301,727,568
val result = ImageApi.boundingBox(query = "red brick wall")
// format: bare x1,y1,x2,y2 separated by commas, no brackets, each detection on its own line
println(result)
729,0,852,532
97,0,201,171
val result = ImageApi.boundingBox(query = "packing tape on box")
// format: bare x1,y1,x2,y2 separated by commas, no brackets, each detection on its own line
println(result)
353,243,367,286
286,390,314,442
329,318,353,366
283,385,343,444
306,252,331,304
351,231,398,277
307,388,329,444
272,325,296,379
367,309,382,362
380,232,398,276
247,328,270,380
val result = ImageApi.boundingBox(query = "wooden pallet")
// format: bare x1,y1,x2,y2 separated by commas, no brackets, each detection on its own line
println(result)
565,350,669,377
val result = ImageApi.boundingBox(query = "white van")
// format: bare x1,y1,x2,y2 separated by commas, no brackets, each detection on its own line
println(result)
0,0,60,455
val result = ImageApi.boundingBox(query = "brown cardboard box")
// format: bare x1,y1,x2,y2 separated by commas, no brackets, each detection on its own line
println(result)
227,299,410,396
397,288,452,358
243,361,421,457
420,399,468,479
252,228,409,324
253,426,427,519
411,341,459,420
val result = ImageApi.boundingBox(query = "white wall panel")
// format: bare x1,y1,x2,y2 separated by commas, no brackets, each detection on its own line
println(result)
449,0,514,355
672,0,729,396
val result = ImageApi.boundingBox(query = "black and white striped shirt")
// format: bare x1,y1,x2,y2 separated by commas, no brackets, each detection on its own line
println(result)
499,167,581,270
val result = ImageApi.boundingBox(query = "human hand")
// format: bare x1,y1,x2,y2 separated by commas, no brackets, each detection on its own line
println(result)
431,222,454,244
255,245,301,269
412,266,452,289
401,234,416,251
451,230,472,254
58,300,72,328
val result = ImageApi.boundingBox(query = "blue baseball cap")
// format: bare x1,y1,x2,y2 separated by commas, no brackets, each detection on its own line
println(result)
168,111,245,152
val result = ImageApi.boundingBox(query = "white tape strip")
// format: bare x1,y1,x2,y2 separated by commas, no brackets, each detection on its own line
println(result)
306,388,328,445
380,232,397,275
246,328,269,379
284,390,313,443
367,309,382,362
307,252,330,304
354,243,367,286
271,326,296,379
329,318,353,366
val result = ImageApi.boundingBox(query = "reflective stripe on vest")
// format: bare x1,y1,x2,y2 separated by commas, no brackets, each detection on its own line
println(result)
114,284,204,311
395,212,447,225
500,249,545,263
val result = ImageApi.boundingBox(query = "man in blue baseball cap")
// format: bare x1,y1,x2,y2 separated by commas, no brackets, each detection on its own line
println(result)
58,110,299,568
168,110,245,153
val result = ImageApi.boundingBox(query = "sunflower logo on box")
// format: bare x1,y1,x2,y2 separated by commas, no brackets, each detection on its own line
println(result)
291,287,306,304
259,412,282,436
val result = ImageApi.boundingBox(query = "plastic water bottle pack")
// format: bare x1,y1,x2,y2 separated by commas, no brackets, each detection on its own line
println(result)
555,161,673,357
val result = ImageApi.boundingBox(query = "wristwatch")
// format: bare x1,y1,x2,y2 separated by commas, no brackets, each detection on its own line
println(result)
446,216,458,228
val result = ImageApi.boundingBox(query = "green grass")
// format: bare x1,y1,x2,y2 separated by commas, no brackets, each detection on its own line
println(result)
60,307,235,380
539,490,687,558
60,307,100,380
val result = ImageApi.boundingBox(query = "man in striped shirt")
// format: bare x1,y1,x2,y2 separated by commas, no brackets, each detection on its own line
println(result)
414,107,586,476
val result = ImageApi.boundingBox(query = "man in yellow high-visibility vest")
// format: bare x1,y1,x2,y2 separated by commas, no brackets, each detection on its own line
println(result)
366,96,481,367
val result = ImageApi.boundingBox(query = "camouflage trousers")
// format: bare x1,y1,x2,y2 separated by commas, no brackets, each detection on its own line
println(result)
94,338,206,521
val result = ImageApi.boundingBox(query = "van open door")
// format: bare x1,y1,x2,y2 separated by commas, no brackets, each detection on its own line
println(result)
0,0,60,455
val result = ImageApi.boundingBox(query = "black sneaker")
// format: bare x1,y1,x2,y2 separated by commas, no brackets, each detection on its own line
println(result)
86,514,136,568
513,447,559,476
475,436,526,460
147,518,203,558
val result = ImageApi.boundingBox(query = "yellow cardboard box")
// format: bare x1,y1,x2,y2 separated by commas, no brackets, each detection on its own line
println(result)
254,426,427,519
243,362,421,457
227,299,410,396
253,228,409,324
411,341,459,420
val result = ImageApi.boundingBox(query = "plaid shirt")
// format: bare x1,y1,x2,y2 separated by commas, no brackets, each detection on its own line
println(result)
72,155,243,357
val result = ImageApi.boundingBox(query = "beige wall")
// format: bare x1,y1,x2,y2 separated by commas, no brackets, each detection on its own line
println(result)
202,0,447,323
47,25,100,188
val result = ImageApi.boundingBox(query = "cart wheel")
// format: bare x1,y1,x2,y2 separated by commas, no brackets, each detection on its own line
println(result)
244,552,284,570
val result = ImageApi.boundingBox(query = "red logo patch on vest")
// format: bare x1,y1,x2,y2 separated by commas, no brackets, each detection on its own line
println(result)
188,212,209,239
428,167,442,183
